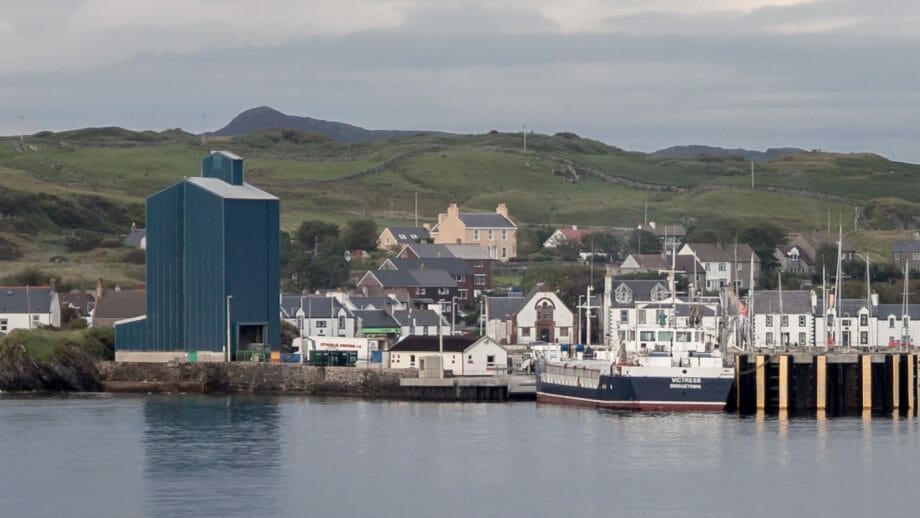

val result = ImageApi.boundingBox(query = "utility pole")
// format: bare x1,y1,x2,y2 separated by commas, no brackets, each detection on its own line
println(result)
522,125,527,152
19,115,24,145
751,161,755,188
414,192,418,228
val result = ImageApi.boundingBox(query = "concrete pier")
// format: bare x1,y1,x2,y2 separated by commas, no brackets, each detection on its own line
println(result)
735,351,919,416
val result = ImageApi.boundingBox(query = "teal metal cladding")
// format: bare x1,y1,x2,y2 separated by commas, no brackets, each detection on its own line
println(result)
116,152,280,355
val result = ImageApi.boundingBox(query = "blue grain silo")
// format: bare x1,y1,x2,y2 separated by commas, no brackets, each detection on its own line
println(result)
115,151,280,361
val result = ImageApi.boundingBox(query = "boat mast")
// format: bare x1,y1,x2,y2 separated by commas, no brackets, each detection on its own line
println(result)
836,225,843,349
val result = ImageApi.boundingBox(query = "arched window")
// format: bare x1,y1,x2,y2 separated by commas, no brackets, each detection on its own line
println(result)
535,299,555,321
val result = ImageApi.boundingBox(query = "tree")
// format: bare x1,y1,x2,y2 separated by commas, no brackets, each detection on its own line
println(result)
626,229,661,254
516,225,556,256
296,220,340,251
342,219,378,250
739,223,786,274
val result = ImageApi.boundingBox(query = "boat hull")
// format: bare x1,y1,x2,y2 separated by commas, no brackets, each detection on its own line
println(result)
536,368,734,411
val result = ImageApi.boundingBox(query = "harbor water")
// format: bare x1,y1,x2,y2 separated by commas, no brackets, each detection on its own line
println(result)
1,394,917,517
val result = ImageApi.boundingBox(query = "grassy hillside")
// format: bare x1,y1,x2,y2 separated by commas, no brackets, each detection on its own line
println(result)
1,127,918,286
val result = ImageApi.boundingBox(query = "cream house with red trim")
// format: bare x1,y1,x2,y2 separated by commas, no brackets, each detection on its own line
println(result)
430,203,517,261
484,287,575,345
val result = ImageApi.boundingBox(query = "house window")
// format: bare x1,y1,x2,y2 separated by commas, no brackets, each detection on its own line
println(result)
799,315,806,327
502,230,508,240
488,230,494,241
416,287,426,295
620,310,628,323
560,328,569,336
799,332,806,345
737,263,743,271
827,313,834,326
474,274,486,286
705,263,711,271
410,355,416,366
474,260,483,268
765,332,774,345
338,316,345,329
719,262,726,272
316,321,327,328
842,319,850,328
0,319,6,332
765,315,773,326
650,284,668,301
456,274,466,282
458,289,468,300
890,316,896,328
486,355,495,366
860,314,868,326
860,331,868,345
536,303,554,321
638,310,646,324
438,287,450,295
501,247,507,259
521,327,531,337
781,315,788,327
474,230,480,240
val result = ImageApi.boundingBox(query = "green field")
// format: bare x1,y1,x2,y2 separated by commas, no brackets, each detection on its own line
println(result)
1,127,919,287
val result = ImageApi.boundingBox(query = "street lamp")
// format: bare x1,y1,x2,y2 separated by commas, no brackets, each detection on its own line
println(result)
450,296,458,335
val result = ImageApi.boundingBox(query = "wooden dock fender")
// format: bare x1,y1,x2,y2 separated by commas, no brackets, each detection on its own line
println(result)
778,355,789,411
861,355,872,411
892,354,900,410
816,355,827,411
755,355,766,411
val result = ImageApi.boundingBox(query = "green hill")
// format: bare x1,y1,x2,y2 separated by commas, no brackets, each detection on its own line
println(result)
1,127,919,286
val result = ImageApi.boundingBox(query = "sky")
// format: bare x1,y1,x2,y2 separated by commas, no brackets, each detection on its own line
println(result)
2,0,919,162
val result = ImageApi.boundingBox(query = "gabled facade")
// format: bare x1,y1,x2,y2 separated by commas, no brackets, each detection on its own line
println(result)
377,226,430,250
430,203,517,261
542,225,602,248
892,235,920,268
390,309,450,337
356,269,458,302
115,151,280,361
774,245,813,274
791,233,856,263
397,243,493,298
280,294,357,338
380,257,475,305
0,286,61,334
485,288,575,345
678,242,761,291
748,290,816,347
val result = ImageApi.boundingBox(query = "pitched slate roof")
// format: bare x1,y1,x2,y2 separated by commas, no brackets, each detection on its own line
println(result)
93,290,146,320
122,228,146,248
0,286,55,313
608,279,670,307
348,296,399,310
352,309,399,328
457,213,516,229
58,292,95,317
685,243,760,263
877,304,920,319
280,295,349,319
892,239,920,253
400,243,492,260
389,334,482,353
649,224,686,237
750,290,814,314
391,309,445,327
486,296,528,319
384,257,472,275
815,298,875,317
386,227,430,243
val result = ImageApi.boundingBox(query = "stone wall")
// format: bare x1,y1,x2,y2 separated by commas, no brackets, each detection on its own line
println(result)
97,362,416,397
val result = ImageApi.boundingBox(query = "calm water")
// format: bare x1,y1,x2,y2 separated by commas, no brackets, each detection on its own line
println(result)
1,394,917,518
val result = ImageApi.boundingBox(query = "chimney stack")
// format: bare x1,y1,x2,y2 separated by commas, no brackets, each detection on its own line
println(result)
95,278,103,300
496,203,508,218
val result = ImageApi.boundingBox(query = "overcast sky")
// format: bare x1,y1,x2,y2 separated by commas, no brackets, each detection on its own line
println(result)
2,0,919,162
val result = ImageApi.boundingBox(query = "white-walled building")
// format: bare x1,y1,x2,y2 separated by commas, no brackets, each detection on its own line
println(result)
391,309,451,338
387,335,508,376
485,287,575,345
280,294,357,338
748,290,816,347
0,286,61,333
678,243,761,292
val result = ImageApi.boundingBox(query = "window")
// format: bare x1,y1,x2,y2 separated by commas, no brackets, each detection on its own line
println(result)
458,289,468,300
651,284,668,301
638,310,646,324
502,230,508,240
474,230,480,240
799,332,806,345
614,285,632,304
781,315,788,327
705,263,711,271
486,355,495,366
410,354,416,366
474,260,483,268
842,319,850,328
827,313,834,326
718,262,726,272
536,303,554,321
860,314,868,326
766,332,774,345
737,263,743,271
521,327,531,337
501,247,507,259
890,317,896,328
620,310,629,324
488,230,494,241
765,315,773,326
316,321,327,328
474,274,486,286
338,316,345,329
639,331,656,342
415,287,426,295
560,328,569,337
438,287,450,295
0,319,6,332
456,274,466,282
860,331,868,345
799,315,806,327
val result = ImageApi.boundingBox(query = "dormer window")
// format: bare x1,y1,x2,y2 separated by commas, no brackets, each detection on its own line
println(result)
651,284,668,301
615,284,632,304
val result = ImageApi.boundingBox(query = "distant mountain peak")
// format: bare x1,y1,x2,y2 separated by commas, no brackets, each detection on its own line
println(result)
206,106,437,143
650,145,808,162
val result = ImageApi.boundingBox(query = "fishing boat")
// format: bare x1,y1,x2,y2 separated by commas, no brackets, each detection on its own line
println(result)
535,255,734,411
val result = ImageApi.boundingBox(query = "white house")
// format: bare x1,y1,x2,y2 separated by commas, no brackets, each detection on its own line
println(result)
387,335,508,376
678,242,761,292
0,286,61,333
812,298,920,349
485,287,575,345
748,290,816,347
390,309,451,338
280,294,357,338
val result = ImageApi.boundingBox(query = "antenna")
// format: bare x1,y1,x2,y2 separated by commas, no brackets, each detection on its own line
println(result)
200,114,206,145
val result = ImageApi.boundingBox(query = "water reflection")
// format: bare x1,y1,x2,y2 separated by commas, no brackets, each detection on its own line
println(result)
142,395,282,517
